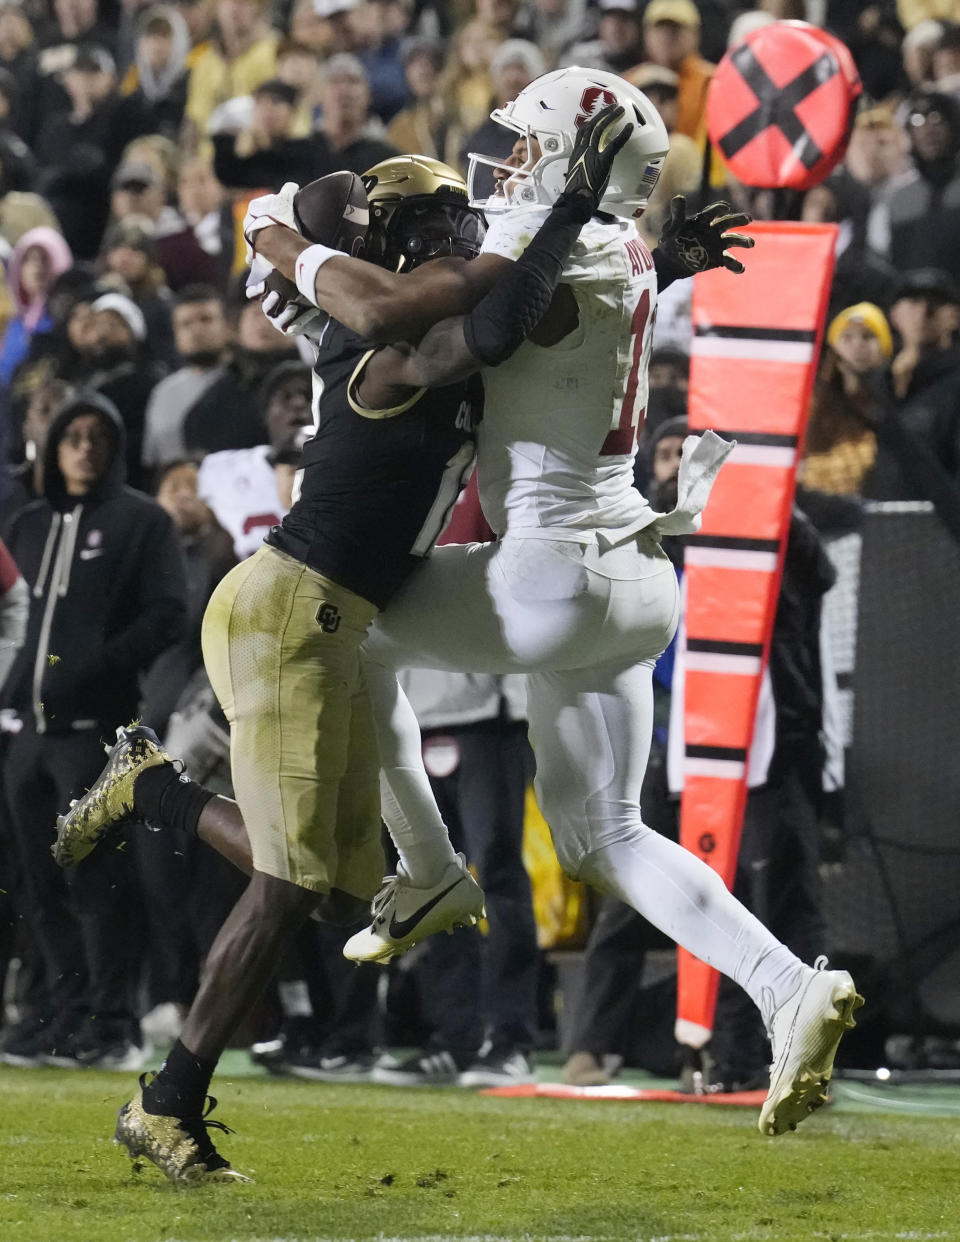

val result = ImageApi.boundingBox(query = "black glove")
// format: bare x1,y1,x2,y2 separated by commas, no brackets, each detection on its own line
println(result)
560,103,633,219
657,196,755,275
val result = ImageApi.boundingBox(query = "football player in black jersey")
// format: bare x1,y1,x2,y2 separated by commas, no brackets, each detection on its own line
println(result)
52,106,632,1183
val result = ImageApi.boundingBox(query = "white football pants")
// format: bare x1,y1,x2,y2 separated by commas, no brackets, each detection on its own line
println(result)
363,534,798,1009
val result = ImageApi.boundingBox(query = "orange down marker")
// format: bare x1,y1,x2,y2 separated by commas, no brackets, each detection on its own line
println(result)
676,222,837,1048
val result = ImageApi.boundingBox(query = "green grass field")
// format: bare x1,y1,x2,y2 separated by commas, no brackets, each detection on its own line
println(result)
3,1056,960,1242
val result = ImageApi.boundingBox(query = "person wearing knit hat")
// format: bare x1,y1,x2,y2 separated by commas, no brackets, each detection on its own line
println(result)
827,302,894,364
91,291,147,343
801,303,892,497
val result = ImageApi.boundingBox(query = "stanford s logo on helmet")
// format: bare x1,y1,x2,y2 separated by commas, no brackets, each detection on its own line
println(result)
467,67,670,219
575,86,619,129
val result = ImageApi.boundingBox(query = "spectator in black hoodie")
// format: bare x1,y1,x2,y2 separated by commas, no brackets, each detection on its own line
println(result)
0,391,186,1071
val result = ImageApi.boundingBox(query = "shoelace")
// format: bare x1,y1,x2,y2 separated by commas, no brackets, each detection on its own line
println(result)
369,875,399,929
178,1096,236,1168
137,1073,236,1169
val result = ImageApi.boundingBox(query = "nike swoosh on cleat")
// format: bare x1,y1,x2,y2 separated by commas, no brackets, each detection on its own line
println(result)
387,878,466,940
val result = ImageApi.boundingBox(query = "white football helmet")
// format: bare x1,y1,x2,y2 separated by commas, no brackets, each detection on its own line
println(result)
467,66,670,218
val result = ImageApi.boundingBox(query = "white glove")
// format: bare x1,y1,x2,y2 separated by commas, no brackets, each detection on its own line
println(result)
243,181,299,260
247,254,326,337
245,253,273,301
264,294,327,337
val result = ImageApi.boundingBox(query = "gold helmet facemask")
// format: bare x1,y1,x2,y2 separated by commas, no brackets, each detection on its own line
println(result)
362,155,487,272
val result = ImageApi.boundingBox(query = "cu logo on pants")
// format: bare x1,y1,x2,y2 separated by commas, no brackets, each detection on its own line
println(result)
316,603,341,633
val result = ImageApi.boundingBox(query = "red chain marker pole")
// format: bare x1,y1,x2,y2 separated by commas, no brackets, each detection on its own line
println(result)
676,220,837,1048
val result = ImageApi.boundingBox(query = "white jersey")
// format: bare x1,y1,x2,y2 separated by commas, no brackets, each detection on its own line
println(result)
477,206,658,540
197,444,286,561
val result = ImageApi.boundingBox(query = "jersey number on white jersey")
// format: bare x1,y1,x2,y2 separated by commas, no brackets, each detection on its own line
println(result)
600,288,652,457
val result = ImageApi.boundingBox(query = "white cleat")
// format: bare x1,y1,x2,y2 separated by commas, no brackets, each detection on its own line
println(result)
343,854,485,964
759,956,864,1137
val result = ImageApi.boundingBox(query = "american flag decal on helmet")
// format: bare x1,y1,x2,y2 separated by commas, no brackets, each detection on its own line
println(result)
575,85,618,128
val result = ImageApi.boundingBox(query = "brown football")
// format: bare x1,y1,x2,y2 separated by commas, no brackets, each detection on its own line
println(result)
261,171,369,314
293,170,368,253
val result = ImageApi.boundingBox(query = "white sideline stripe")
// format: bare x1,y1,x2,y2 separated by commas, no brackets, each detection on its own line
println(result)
684,547,778,572
728,444,797,468
691,337,814,364
863,500,935,515
684,757,745,780
685,651,762,675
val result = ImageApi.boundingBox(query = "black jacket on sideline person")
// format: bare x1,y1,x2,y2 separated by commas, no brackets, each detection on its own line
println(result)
212,131,335,192
1,392,187,732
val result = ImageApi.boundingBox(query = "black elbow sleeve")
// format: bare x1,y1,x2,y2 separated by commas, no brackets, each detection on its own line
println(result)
464,193,592,368
464,269,554,367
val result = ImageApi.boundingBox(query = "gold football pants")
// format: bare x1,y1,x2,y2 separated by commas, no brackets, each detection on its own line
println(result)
201,544,383,897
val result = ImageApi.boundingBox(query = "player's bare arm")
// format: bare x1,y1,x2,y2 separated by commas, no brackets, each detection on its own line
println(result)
249,208,513,342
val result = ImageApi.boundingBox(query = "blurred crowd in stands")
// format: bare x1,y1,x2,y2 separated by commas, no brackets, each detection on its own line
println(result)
1,0,960,1088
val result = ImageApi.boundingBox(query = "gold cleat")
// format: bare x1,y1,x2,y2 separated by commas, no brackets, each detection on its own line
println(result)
115,1075,250,1184
52,724,174,867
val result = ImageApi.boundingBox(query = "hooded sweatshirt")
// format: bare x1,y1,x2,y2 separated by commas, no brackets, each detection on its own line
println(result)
0,227,73,385
134,6,192,102
127,6,193,138
1,392,187,732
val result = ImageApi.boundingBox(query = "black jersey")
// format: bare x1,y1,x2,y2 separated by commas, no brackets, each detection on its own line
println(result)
269,318,483,611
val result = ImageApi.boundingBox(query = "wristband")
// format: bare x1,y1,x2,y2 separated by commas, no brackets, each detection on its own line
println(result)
294,243,338,305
